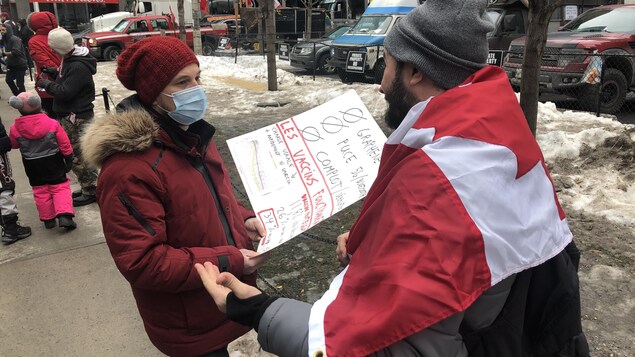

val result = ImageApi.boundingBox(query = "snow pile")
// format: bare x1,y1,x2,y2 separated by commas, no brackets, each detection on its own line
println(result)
93,55,634,229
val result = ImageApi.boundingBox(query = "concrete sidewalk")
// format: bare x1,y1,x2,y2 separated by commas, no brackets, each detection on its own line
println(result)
0,78,162,356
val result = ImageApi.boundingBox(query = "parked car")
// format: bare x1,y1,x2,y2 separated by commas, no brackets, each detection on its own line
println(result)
82,15,227,60
502,4,635,113
289,24,352,74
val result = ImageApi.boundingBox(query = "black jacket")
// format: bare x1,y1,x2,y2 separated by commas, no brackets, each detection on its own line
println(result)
461,241,589,357
44,49,97,118
2,25,27,70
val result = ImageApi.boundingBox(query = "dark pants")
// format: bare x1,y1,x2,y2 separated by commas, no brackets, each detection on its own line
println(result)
6,68,26,95
41,98,55,117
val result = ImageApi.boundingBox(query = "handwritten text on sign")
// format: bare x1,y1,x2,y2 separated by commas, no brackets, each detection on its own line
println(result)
228,90,386,253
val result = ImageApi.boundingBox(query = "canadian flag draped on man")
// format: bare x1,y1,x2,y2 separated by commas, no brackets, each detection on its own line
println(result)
308,67,573,356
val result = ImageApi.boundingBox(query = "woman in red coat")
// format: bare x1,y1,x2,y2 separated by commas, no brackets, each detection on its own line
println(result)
81,37,269,357
26,11,60,116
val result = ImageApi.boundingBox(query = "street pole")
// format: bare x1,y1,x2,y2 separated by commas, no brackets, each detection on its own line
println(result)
193,0,202,54
265,0,278,91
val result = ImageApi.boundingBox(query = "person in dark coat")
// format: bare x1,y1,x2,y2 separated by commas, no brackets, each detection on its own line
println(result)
17,19,33,45
1,23,27,95
36,26,98,207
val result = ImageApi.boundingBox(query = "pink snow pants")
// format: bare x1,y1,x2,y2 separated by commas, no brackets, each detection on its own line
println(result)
32,180,74,220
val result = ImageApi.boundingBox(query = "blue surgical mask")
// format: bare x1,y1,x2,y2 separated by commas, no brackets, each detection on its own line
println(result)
161,85,208,125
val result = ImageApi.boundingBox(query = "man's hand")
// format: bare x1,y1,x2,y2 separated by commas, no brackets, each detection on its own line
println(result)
244,217,266,242
195,261,262,313
336,231,350,266
241,248,269,275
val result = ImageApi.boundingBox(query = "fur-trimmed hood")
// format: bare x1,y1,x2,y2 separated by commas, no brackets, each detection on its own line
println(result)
82,110,159,169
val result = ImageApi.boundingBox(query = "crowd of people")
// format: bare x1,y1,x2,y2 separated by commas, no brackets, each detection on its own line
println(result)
1,11,96,244
1,1,590,356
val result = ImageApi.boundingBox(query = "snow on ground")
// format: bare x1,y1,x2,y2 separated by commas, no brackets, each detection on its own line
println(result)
94,54,635,230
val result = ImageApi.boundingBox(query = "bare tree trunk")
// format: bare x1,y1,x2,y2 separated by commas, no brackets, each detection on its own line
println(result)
192,0,202,54
520,0,563,136
265,0,278,90
178,0,186,42
305,4,312,40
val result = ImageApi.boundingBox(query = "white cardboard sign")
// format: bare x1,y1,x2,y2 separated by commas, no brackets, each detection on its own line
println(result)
228,90,386,253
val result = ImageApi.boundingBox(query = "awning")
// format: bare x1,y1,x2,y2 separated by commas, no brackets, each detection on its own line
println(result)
29,0,120,4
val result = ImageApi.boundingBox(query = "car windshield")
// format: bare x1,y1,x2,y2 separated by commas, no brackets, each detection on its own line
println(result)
319,0,336,11
561,7,635,33
348,16,392,35
323,26,351,40
112,19,130,32
485,9,502,37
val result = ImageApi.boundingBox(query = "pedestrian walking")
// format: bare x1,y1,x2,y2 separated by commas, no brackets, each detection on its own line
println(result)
0,116,32,245
17,19,33,45
195,1,589,356
1,23,27,95
81,36,269,357
27,11,60,117
1,12,17,33
36,27,98,207
9,91,76,230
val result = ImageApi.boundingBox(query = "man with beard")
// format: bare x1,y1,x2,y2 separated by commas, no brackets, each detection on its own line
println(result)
194,0,589,356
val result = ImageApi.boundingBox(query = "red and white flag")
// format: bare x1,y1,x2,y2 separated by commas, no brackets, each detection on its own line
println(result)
274,0,282,8
307,66,573,356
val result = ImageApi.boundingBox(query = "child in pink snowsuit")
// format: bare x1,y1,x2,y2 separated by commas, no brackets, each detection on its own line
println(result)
8,91,77,230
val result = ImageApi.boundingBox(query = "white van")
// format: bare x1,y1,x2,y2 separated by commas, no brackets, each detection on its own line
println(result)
91,11,134,32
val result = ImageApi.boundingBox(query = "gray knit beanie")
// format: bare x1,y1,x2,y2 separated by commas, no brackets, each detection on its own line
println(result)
384,0,495,89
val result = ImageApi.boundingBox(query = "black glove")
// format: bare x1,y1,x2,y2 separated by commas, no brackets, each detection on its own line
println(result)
63,154,73,173
226,291,278,331
41,66,59,79
36,78,51,89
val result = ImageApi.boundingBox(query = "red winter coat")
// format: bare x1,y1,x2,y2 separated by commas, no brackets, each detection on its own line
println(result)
27,12,60,100
82,97,257,356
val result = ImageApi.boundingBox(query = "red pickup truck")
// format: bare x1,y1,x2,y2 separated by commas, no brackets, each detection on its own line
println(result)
82,15,227,61
502,5,635,114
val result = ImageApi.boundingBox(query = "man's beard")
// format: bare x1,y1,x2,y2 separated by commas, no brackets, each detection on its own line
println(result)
383,76,418,130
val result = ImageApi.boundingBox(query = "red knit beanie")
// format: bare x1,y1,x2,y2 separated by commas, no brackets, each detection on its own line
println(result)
116,36,199,106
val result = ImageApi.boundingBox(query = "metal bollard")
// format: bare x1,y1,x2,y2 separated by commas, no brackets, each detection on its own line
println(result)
102,87,110,113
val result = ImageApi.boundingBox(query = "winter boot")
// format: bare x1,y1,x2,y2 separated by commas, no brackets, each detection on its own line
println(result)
44,219,57,229
58,215,77,230
73,186,96,207
2,221,32,245
72,190,82,198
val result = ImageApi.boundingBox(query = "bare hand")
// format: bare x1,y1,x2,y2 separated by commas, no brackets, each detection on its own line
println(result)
245,217,266,242
241,248,269,275
336,231,350,266
195,261,262,313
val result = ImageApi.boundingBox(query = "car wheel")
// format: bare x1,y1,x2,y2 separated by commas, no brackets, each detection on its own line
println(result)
317,54,336,75
578,68,627,114
373,59,386,84
337,68,364,84
202,41,216,56
103,46,121,61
